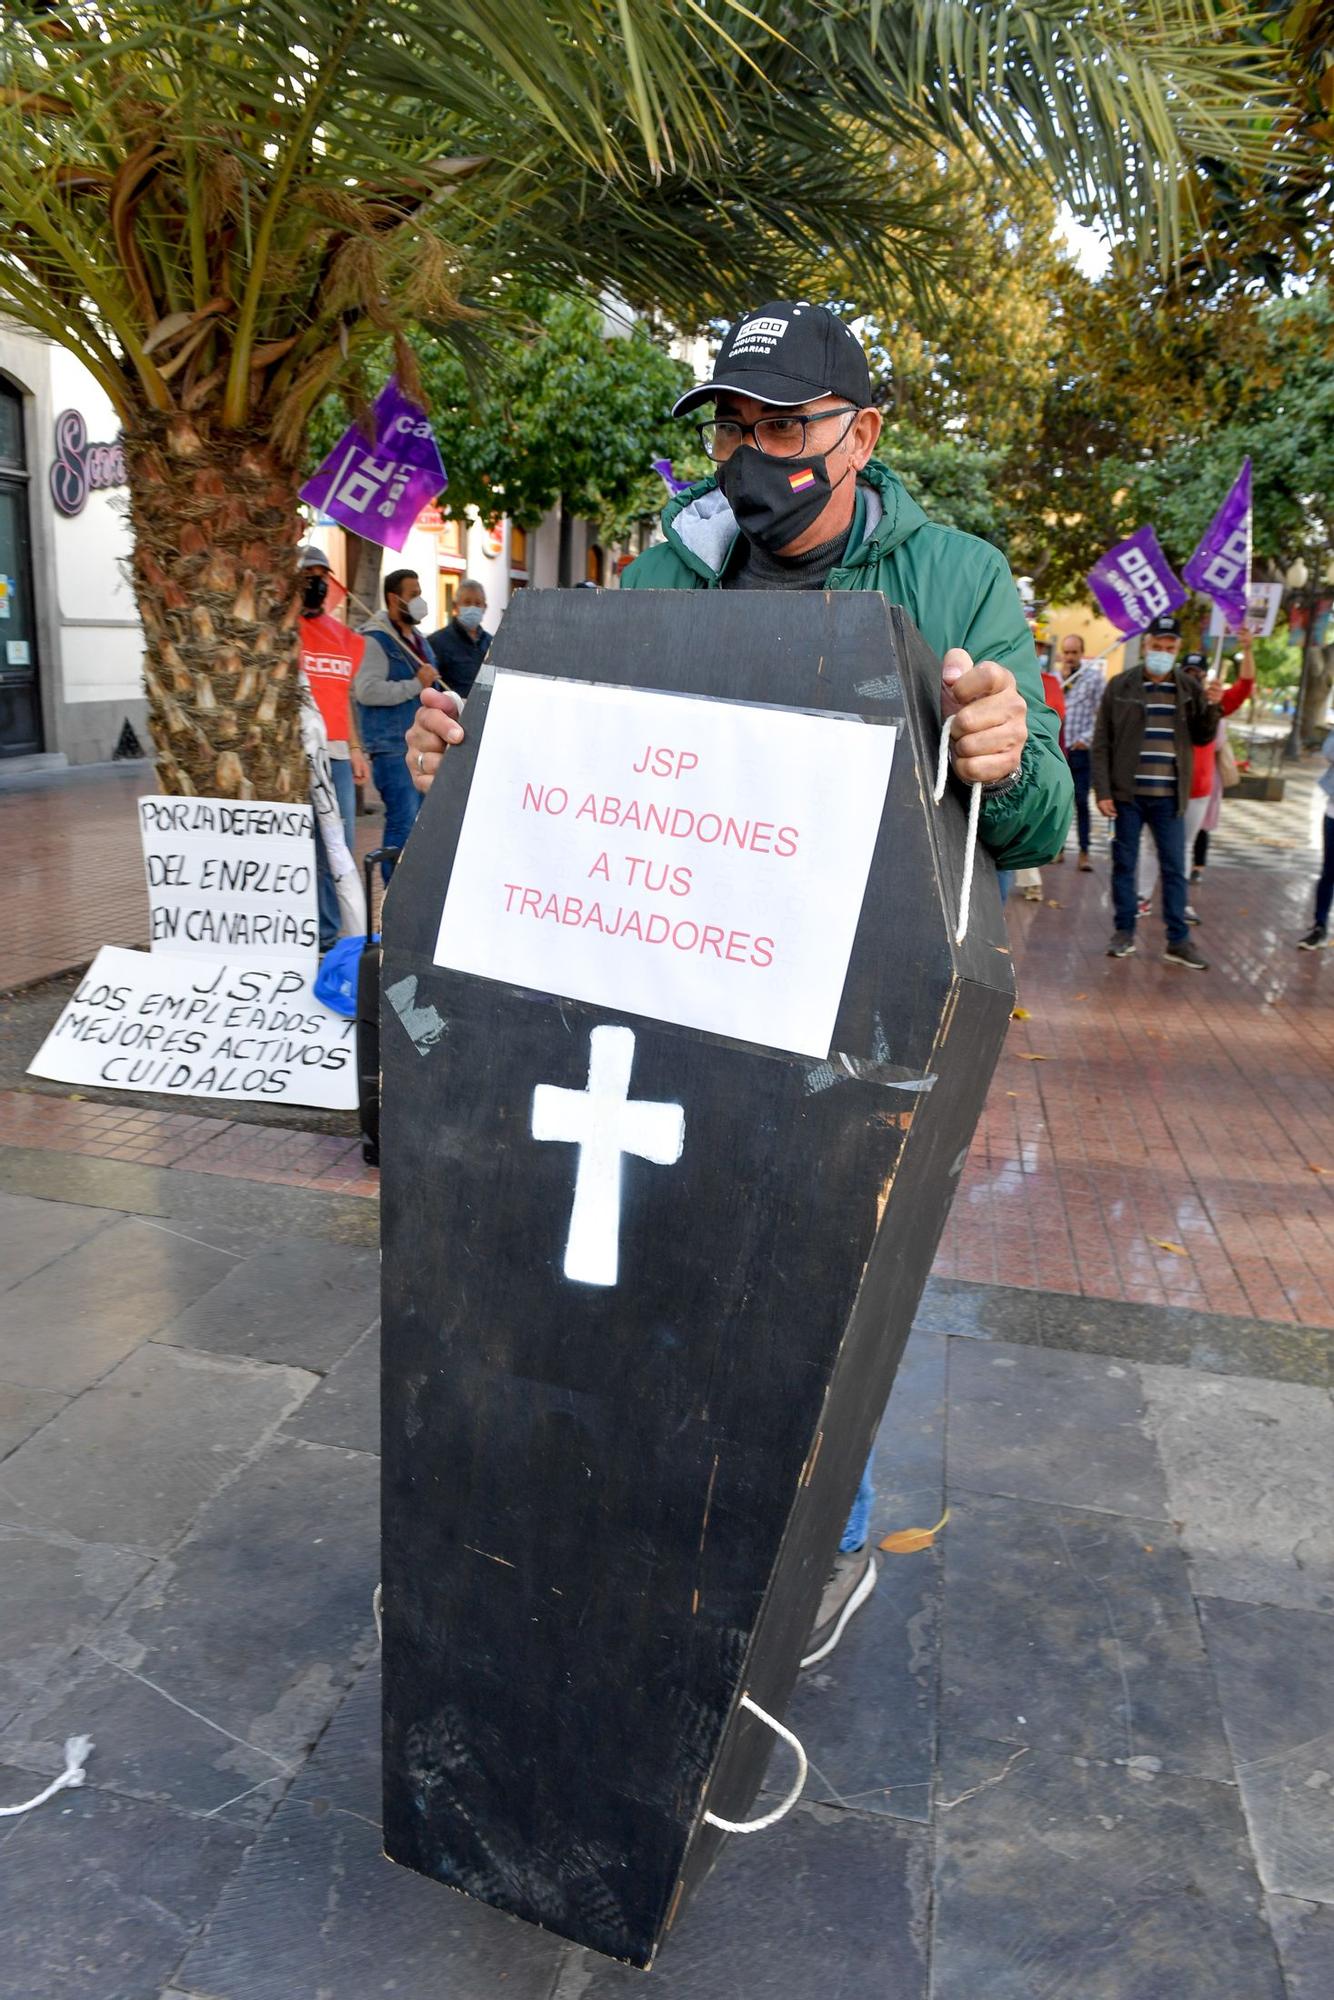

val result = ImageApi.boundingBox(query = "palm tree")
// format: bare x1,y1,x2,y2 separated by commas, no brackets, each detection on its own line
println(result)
0,1,1292,795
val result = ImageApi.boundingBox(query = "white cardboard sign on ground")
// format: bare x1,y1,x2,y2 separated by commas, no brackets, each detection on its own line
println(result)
28,945,357,1109
138,795,319,963
434,673,896,1059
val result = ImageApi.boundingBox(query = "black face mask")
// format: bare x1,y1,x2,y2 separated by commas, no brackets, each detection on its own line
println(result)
718,444,851,554
301,574,328,614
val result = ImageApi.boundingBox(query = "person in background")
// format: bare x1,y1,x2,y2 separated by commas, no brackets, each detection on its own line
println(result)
1060,632,1104,872
353,568,436,879
297,545,369,950
1138,635,1254,926
1015,634,1067,898
428,578,492,698
1093,611,1217,968
1298,728,1334,950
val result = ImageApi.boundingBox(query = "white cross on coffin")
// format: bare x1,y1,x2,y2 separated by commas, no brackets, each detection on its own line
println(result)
531,1025,685,1288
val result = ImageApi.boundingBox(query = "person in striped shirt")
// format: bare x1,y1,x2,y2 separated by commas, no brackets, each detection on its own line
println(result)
1091,612,1218,968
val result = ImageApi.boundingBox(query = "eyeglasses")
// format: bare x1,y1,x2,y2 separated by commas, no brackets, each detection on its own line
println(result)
695,405,861,463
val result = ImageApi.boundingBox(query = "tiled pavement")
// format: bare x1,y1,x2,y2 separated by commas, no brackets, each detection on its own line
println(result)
0,1157,1330,1999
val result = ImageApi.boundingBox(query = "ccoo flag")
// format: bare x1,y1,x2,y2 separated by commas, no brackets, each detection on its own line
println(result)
1086,525,1187,637
301,379,447,552
1183,458,1252,631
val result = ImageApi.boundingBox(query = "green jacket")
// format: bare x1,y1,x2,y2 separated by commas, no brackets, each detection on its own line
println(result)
622,459,1072,871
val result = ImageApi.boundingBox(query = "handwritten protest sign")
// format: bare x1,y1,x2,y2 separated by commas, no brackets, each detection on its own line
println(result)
433,672,896,1058
28,946,356,1110
138,795,318,964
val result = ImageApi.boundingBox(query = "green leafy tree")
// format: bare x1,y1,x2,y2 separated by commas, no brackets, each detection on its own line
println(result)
0,1,1296,794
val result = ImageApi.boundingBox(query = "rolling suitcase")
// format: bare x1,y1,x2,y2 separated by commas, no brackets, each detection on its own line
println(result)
356,846,399,1166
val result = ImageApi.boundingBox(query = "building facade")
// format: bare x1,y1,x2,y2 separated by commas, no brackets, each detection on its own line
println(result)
0,326,145,767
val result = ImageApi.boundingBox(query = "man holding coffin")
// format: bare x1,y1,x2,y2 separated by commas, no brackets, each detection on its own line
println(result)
405,301,1072,1664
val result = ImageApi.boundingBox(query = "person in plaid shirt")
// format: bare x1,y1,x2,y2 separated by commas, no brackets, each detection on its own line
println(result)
1060,634,1104,870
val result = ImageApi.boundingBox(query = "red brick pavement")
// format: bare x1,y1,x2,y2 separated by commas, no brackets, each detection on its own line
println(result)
933,844,1334,1325
2,765,1331,1321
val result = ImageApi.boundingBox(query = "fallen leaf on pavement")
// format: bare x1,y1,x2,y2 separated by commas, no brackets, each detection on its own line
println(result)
1011,1006,1032,1020
1148,1238,1188,1256
1045,899,1064,908
881,1509,950,1554
1073,992,1088,1000
1310,1164,1331,1175
1016,1052,1049,1062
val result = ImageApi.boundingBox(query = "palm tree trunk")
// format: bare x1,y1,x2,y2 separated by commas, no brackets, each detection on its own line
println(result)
124,409,306,798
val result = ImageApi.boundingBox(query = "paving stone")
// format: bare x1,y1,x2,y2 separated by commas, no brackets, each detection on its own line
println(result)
1139,1366,1334,1612
0,1343,316,1555
1201,1597,1334,1902
0,1526,148,1729
947,1339,1169,1517
914,1275,1032,1342
0,1381,66,1461
282,1323,379,1454
914,1278,1334,1389
177,1663,564,2000
0,1763,249,2000
556,1803,928,1998
777,1330,945,1822
0,1435,379,1823
158,1237,379,1372
0,1144,377,1247
1265,1896,1334,1999
931,1737,1285,2000
0,1188,117,1291
0,1215,236,1393
940,1491,1231,1779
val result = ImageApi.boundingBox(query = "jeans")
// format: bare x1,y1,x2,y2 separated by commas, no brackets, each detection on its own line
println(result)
1112,795,1188,944
1066,746,1093,854
997,870,1013,904
369,745,422,882
315,758,358,950
1316,815,1334,930
841,1453,875,1553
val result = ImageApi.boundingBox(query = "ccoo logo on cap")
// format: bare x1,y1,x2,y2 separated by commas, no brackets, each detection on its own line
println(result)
672,301,872,417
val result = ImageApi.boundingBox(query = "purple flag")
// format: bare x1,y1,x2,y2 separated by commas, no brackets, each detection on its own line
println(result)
300,379,447,552
1183,458,1251,630
1086,526,1187,637
651,456,691,497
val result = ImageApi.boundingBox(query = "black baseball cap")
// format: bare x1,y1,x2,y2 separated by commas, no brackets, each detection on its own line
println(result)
1181,650,1208,671
672,302,872,417
1146,612,1182,637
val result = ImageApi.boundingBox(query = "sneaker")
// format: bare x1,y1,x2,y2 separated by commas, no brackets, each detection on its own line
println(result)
1137,897,1152,917
1185,904,1201,925
1107,930,1136,957
1190,867,1203,883
1164,938,1209,970
801,1548,878,1669
1298,926,1328,951
1022,884,1043,902
1053,850,1065,864
1078,853,1093,872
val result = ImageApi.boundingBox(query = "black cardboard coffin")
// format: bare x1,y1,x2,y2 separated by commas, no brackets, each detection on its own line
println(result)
379,590,1013,1966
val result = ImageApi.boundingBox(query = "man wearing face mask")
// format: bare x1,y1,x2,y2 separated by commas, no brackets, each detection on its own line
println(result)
402,301,1072,1667
297,546,369,950
427,579,492,698
353,568,438,878
1092,613,1217,967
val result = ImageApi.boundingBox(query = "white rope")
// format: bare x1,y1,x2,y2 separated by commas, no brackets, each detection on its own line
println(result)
933,718,983,946
703,1694,808,1834
0,1736,94,1817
